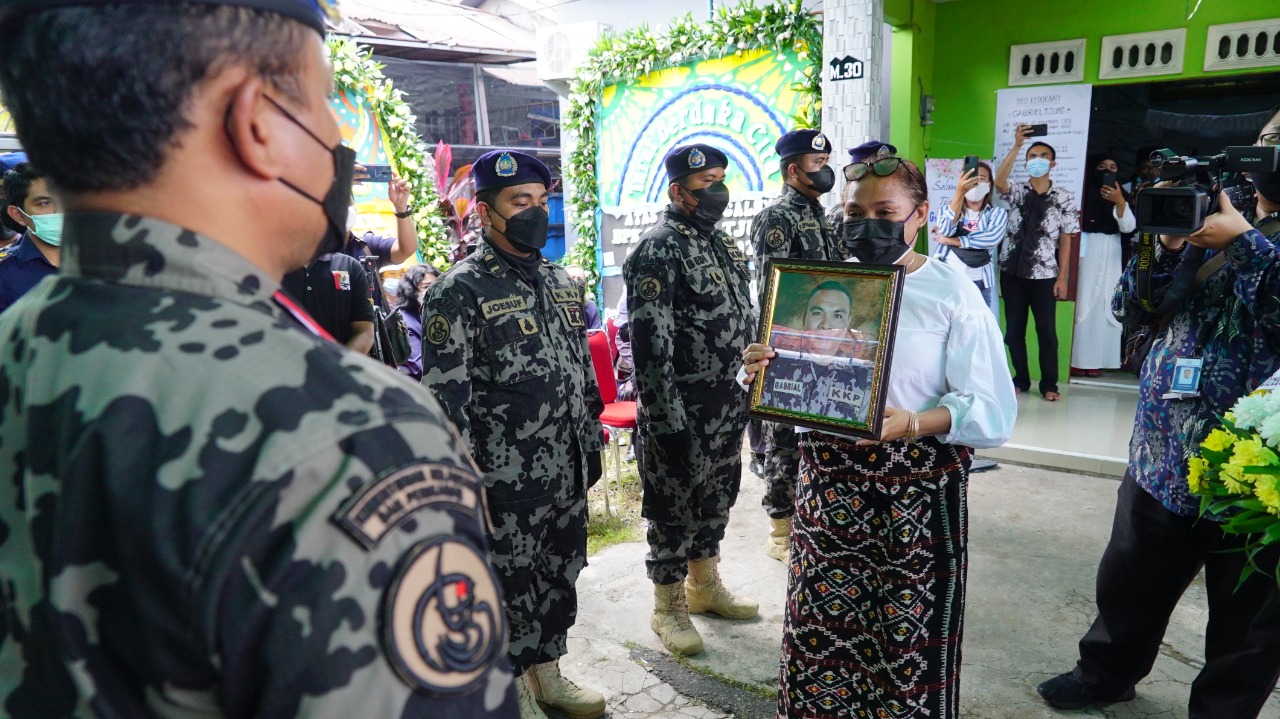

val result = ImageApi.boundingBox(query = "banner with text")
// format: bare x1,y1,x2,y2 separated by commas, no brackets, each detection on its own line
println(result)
596,47,809,308
992,84,1093,213
925,158,964,256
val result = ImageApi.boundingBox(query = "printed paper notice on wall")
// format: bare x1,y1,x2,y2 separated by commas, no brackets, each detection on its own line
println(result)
992,84,1093,210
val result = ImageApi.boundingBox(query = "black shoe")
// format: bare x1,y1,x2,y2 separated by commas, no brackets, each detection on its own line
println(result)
1036,672,1136,710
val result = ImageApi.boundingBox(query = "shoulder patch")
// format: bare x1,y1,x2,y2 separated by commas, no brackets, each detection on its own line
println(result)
683,253,712,272
425,314,451,346
382,535,505,696
335,463,483,549
637,275,663,301
766,227,787,249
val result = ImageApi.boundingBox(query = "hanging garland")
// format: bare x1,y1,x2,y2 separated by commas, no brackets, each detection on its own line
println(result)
561,0,822,287
328,37,453,268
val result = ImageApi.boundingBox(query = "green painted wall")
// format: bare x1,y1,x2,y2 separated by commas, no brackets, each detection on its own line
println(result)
930,0,1280,160
920,0,1279,389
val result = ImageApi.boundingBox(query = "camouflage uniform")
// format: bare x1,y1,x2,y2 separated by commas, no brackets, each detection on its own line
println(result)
420,237,604,677
749,185,842,520
624,208,754,585
0,213,517,718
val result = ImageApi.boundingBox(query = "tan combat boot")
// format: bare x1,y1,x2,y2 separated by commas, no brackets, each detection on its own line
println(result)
765,516,791,562
526,659,606,719
686,556,760,620
517,673,549,719
651,581,705,656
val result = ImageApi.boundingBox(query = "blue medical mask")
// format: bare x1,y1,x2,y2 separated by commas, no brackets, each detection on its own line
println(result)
1026,157,1052,178
19,209,63,246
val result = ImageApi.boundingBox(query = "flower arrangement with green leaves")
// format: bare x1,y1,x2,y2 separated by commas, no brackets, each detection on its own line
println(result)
328,37,453,268
1189,388,1280,583
561,0,822,289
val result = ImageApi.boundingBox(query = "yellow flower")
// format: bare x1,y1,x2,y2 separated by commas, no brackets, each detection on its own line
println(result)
1221,463,1249,495
1201,429,1238,453
1255,476,1280,517
1229,437,1278,476
1188,456,1209,494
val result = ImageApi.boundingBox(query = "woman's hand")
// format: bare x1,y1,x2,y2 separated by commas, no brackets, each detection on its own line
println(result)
855,407,912,446
952,168,981,202
1100,183,1123,205
742,343,776,384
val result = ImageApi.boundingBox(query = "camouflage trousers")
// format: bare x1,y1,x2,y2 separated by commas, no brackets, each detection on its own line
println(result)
760,421,801,520
486,472,588,676
637,427,744,585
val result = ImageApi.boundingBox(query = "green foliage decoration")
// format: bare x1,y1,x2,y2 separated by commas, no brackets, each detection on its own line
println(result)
561,0,822,290
328,37,453,269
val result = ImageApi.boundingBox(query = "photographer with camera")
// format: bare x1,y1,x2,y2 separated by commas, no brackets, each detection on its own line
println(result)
995,123,1080,402
1037,110,1280,716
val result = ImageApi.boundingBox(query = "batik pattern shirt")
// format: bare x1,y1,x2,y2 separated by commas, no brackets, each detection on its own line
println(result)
997,182,1080,280
1113,225,1280,516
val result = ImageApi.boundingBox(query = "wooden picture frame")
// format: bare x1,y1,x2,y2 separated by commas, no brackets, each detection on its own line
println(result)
749,258,905,440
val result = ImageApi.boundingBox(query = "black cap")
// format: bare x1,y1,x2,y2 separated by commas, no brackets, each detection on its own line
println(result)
0,0,338,35
664,144,729,182
775,130,832,161
472,150,551,193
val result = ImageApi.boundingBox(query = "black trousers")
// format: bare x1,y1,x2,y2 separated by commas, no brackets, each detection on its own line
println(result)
1000,272,1058,394
1073,474,1280,718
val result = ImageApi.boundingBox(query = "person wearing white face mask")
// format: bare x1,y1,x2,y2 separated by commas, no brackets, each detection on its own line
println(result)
935,161,1008,317
994,124,1081,402
0,162,61,314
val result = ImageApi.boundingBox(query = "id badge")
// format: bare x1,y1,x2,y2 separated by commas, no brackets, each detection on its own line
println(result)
1163,356,1203,399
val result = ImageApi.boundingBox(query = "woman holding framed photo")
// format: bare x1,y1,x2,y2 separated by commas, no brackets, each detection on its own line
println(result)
742,151,1016,719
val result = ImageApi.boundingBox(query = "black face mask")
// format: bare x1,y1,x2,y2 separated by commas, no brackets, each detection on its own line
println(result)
263,96,356,258
1251,170,1280,209
490,205,549,253
842,218,913,265
805,166,836,194
680,181,730,232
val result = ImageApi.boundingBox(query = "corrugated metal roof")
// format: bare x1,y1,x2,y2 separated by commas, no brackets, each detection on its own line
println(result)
339,0,536,61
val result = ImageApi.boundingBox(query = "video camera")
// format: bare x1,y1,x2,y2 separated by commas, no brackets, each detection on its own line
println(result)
1135,146,1279,235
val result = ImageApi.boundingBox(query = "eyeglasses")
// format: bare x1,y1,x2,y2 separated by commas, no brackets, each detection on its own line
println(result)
843,157,906,182
1261,132,1280,147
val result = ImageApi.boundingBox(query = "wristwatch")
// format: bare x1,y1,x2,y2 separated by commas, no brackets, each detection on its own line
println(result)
394,207,415,219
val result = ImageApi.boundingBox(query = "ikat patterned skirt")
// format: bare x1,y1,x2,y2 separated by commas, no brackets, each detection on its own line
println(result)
778,434,971,719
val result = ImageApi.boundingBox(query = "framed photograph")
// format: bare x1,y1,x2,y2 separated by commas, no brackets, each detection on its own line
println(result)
749,258,905,440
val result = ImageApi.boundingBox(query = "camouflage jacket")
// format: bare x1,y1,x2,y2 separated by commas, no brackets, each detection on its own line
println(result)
623,207,755,436
0,213,517,719
765,353,871,424
420,238,605,507
749,184,840,291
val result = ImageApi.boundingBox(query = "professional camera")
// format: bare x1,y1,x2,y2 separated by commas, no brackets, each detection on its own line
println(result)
1135,146,1279,235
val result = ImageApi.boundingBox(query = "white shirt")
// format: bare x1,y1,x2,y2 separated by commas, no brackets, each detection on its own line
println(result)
888,257,1016,448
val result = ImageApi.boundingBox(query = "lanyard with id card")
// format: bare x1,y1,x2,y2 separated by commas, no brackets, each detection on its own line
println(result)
1162,356,1203,400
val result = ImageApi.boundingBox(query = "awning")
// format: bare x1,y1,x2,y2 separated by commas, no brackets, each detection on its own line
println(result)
336,0,536,64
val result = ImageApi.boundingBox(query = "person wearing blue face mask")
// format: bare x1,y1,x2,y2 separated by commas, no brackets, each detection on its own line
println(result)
0,162,61,313
994,124,1081,402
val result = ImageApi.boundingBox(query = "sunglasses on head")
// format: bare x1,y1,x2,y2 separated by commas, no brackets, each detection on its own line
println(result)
843,156,907,182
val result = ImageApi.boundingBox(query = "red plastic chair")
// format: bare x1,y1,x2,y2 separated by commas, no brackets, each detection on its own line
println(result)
588,330,637,515
605,317,621,365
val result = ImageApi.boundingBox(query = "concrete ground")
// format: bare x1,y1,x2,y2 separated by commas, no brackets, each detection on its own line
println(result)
549,457,1280,719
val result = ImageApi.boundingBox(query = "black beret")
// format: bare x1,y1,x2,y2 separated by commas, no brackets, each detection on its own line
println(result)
0,0,338,34
848,140,898,164
664,144,729,182
472,150,551,193
775,130,832,160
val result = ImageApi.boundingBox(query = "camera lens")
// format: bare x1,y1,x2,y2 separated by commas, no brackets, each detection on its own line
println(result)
1153,195,1194,222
